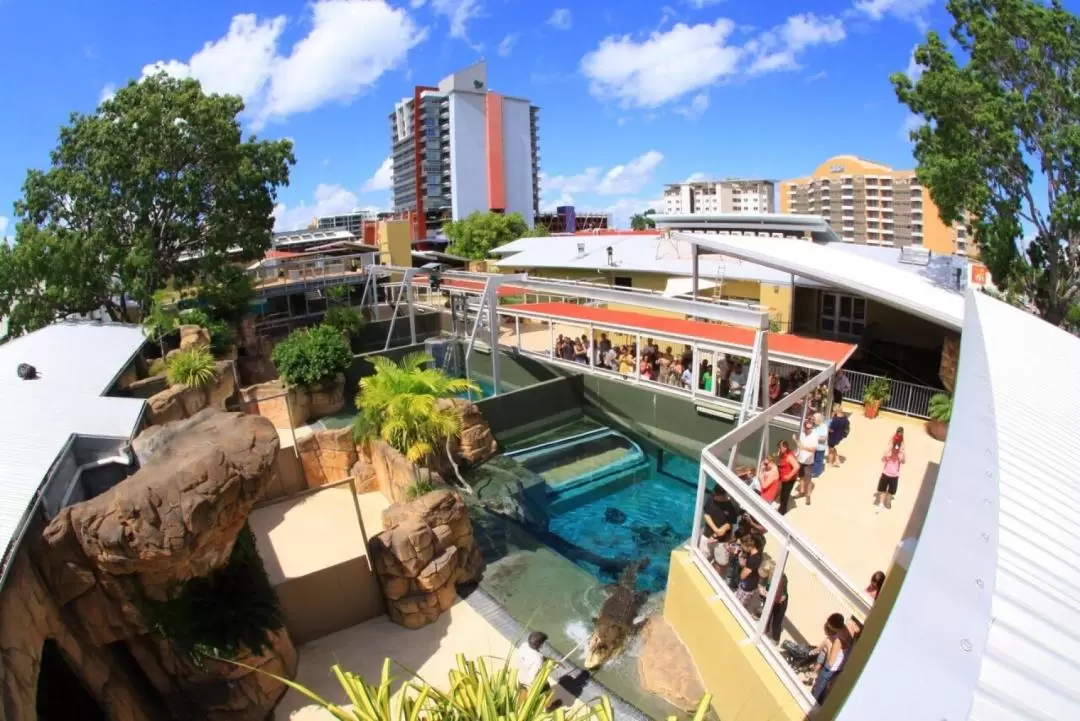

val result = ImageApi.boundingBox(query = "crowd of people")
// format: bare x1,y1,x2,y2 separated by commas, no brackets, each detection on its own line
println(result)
550,332,851,417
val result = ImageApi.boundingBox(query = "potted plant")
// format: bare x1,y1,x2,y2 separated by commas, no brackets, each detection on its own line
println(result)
271,324,353,419
862,377,891,419
927,392,952,441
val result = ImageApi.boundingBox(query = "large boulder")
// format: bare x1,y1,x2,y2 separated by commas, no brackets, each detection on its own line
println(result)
43,409,280,604
368,490,483,630
438,398,498,467
307,373,346,419
179,324,211,351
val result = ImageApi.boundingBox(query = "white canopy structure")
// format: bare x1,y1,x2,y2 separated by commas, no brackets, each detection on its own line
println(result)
673,232,966,331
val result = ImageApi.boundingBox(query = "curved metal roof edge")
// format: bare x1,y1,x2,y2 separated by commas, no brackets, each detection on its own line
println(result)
834,289,998,721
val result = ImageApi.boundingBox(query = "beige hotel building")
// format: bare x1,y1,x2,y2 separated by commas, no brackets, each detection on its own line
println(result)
779,155,970,255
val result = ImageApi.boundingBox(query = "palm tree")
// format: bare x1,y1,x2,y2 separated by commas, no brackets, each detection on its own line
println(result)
353,352,480,465
630,208,657,231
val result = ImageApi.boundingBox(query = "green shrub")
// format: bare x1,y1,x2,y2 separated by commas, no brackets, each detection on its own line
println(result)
195,265,256,323
166,347,217,387
322,306,366,337
148,357,168,377
404,477,436,501
863,376,891,404
272,324,353,386
929,393,953,422
230,653,712,721
143,525,283,661
182,308,233,357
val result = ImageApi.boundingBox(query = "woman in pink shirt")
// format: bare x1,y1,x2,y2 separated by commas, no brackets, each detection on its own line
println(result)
874,440,905,511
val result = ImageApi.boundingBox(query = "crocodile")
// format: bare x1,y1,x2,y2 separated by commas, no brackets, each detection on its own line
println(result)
584,559,651,670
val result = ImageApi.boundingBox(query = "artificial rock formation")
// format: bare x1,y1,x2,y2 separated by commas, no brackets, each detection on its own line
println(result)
297,427,357,488
369,490,484,629
637,617,706,713
145,361,236,426
179,324,211,351
442,398,499,466
23,409,295,721
238,374,346,429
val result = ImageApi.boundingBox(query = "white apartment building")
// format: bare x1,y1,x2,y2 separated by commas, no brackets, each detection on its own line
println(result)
662,180,776,216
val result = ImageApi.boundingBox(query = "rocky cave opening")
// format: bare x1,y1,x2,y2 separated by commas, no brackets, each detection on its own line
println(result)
35,639,106,721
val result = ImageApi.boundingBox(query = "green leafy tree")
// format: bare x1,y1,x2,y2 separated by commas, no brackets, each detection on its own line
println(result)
322,306,366,338
195,265,257,324
0,73,294,340
443,211,531,259
892,0,1080,326
353,352,478,464
630,209,657,231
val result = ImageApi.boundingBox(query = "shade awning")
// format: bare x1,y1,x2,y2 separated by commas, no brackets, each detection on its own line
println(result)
663,277,718,297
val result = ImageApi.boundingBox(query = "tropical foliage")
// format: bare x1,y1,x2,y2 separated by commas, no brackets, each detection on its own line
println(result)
0,73,293,340
166,347,217,388
143,525,283,661
182,308,233,357
323,306,367,338
353,352,478,464
929,393,953,422
193,265,257,324
630,209,657,231
272,324,353,386
891,0,1080,327
443,211,545,259
232,653,712,721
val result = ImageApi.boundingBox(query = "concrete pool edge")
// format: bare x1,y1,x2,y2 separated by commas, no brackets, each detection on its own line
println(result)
460,587,654,721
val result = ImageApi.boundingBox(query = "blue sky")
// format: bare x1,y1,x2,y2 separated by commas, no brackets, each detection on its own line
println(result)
0,0,966,236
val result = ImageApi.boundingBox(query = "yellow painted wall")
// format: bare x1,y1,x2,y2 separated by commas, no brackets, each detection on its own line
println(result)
920,195,958,254
377,220,411,267
664,551,805,721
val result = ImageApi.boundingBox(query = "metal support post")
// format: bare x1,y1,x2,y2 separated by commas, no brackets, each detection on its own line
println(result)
730,329,767,468
515,315,521,351
752,539,789,643
548,320,554,360
691,343,700,399
588,323,595,367
383,268,418,351
691,245,700,315
486,282,500,396
406,279,417,345
690,466,708,549
634,333,643,384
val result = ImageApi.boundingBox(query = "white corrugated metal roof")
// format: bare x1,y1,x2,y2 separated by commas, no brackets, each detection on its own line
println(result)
676,232,966,330
0,321,148,577
836,291,1080,721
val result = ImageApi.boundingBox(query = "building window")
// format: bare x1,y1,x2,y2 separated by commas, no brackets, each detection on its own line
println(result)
821,293,867,337
613,276,633,289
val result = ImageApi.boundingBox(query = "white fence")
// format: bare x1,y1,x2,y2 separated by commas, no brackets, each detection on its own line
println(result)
842,369,939,419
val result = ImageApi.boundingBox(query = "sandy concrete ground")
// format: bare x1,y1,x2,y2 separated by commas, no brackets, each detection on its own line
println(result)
274,601,514,720
763,406,942,645
251,487,389,585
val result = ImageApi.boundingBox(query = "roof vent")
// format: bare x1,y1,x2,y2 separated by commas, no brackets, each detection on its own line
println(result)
17,363,38,380
576,242,586,257
899,246,931,266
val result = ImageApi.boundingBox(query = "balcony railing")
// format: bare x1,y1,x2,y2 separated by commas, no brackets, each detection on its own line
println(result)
840,369,939,418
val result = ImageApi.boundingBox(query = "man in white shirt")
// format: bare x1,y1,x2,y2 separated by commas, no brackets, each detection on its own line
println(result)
729,363,747,393
515,631,550,689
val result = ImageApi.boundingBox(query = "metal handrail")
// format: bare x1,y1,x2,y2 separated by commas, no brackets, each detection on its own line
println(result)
841,369,940,419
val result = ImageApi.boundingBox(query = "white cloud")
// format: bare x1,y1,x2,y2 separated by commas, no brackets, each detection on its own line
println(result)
596,151,664,195
139,1,425,130
431,0,483,41
905,46,924,82
539,151,666,213
581,14,844,108
676,93,709,119
746,13,846,74
581,21,741,108
273,183,363,231
604,197,660,229
362,157,393,192
410,0,427,6
0,216,8,237
805,70,828,83
497,34,518,57
686,0,725,8
854,0,934,23
548,8,572,30
685,172,709,182
899,112,925,140
99,84,117,104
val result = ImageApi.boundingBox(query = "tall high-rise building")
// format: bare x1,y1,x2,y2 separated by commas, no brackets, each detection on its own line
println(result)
389,61,540,240
662,179,775,215
779,155,970,254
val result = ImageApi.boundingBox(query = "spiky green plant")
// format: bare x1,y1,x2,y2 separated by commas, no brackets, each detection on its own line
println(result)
166,347,217,387
224,653,712,721
928,393,952,423
353,352,479,465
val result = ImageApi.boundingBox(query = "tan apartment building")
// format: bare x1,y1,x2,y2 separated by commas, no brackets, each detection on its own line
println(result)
779,155,970,255
663,179,775,215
